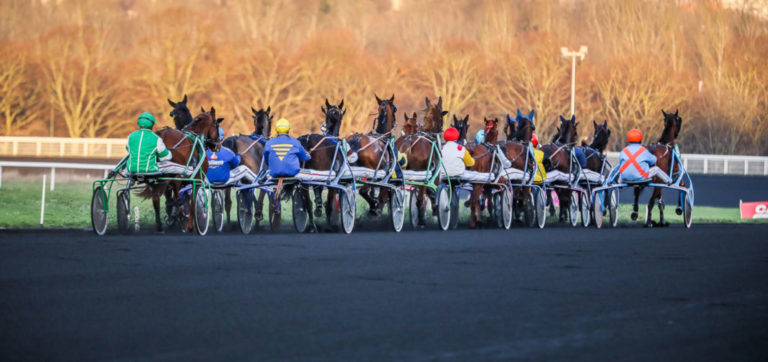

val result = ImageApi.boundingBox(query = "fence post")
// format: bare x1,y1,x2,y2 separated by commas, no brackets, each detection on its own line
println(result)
36,141,41,156
704,159,708,174
50,167,56,191
40,174,46,226
84,142,88,157
12,140,18,155
764,160,767,176
744,160,748,176
106,143,111,158
723,159,728,175
60,142,65,157
0,165,3,188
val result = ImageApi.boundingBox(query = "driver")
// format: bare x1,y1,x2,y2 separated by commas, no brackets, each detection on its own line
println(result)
206,127,257,185
441,127,475,177
618,129,670,183
125,112,186,175
263,118,311,177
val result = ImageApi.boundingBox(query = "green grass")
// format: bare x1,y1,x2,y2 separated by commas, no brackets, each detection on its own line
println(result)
0,180,764,229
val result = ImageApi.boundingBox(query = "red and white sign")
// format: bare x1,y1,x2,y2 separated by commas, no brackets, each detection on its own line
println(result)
740,200,768,219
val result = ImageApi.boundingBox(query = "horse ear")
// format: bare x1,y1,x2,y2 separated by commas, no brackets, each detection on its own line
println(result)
662,109,667,117
570,114,576,122
266,106,271,114
390,94,395,102
216,117,224,124
464,114,469,122
674,109,678,117
441,110,448,116
593,120,598,127
201,106,205,113
251,107,257,115
528,109,535,120
321,106,326,115
182,94,187,103
338,99,344,109
403,112,408,121
168,99,176,107
325,99,331,108
517,109,523,118
560,115,566,122
342,108,347,116
375,94,382,104
453,114,458,121
604,120,608,127
413,112,417,119
425,97,431,107
210,106,216,115
437,96,443,108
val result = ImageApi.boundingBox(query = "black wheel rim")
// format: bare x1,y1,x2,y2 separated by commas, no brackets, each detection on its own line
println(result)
293,187,309,233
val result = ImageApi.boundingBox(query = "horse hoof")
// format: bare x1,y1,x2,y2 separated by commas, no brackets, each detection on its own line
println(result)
314,209,323,218
659,222,670,227
367,210,379,217
675,208,683,215
630,212,638,221
155,229,165,235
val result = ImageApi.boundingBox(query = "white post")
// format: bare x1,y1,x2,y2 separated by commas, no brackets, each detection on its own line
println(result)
744,160,748,175
12,141,18,155
36,141,41,156
50,168,56,191
723,159,728,174
704,159,708,174
765,160,768,176
0,165,3,188
570,55,576,116
40,174,46,226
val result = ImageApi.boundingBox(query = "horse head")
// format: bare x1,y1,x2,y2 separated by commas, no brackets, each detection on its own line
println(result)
588,120,611,152
321,98,345,137
451,114,470,144
402,112,419,136
557,114,578,145
504,114,517,140
251,106,273,139
423,96,448,134
374,94,397,134
514,109,536,143
168,94,192,130
660,109,682,144
185,106,222,149
483,117,499,145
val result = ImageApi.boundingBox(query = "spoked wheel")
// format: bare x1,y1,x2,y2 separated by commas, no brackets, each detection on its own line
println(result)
390,187,405,232
340,185,356,234
593,191,604,229
212,189,225,232
91,186,109,236
449,189,460,229
292,187,309,233
608,189,618,228
493,192,503,228
580,191,591,227
436,185,451,231
535,188,546,229
194,187,210,236
269,190,282,232
501,189,513,230
569,190,579,227
116,190,131,234
236,189,254,234
524,191,535,228
409,188,420,229
683,193,693,229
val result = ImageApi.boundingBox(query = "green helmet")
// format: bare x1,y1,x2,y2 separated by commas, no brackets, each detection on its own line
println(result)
137,112,156,129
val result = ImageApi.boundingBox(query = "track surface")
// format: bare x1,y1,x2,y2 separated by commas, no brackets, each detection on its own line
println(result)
1,224,768,361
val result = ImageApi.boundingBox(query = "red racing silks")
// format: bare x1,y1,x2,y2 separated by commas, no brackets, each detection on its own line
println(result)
619,147,650,179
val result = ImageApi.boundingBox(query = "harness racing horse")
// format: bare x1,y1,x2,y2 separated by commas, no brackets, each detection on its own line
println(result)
402,112,419,136
298,99,346,229
168,95,193,130
451,114,470,144
147,107,221,233
220,106,274,226
465,118,500,228
541,115,579,222
580,120,611,174
347,94,397,216
632,110,683,227
395,96,449,227
499,109,538,223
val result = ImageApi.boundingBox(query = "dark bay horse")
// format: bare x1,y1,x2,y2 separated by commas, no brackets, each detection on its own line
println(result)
580,120,611,173
499,109,538,222
298,99,346,228
541,115,579,222
451,114,470,144
347,94,397,216
465,117,499,228
220,106,273,224
147,107,221,233
633,110,683,227
395,96,448,226
168,95,192,130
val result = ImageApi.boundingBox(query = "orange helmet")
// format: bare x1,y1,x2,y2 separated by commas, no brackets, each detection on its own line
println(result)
444,127,459,142
531,133,539,147
627,129,643,143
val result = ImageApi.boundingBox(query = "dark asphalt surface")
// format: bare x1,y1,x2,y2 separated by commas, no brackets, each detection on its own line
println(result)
1,225,768,361
617,174,768,208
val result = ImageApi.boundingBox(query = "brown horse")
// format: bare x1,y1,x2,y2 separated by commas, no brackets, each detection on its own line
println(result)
580,120,611,173
541,115,579,222
633,109,682,227
465,117,500,228
298,99,346,229
451,114,470,144
347,94,397,216
499,109,538,223
395,96,448,226
148,107,221,233
402,112,419,136
220,106,273,225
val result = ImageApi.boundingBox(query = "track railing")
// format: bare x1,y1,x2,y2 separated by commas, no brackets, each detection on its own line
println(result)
0,160,115,191
0,136,125,158
604,152,768,176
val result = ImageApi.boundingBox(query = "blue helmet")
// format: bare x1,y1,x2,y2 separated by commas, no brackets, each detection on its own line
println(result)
475,129,486,143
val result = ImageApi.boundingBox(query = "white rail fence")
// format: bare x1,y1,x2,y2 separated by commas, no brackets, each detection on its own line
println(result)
0,136,126,158
0,161,114,191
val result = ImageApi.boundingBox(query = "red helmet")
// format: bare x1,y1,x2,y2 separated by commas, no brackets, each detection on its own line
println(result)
627,129,643,143
531,133,539,147
444,127,459,142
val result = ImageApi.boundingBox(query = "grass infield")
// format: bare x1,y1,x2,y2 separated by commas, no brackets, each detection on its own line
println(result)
0,181,764,230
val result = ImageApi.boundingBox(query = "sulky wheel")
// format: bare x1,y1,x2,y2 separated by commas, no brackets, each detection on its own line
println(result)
236,189,254,234
390,187,405,232
580,191,591,227
501,189,513,230
608,189,618,228
436,184,451,231
683,193,693,229
449,188,460,230
569,190,579,227
409,188,420,229
212,189,225,232
194,187,209,236
524,191,536,228
593,191,603,229
493,192,503,228
340,185,356,234
535,188,547,229
292,187,309,233
116,190,131,234
91,186,109,236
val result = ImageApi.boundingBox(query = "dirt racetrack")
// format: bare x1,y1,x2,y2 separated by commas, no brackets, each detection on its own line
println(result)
1,224,767,360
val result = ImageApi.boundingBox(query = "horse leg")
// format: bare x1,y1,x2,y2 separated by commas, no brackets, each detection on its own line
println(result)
547,190,556,217
225,188,232,226
325,189,338,231
655,188,668,227
152,193,164,234
313,186,324,218
255,189,266,221
417,187,427,227
631,187,641,221
557,189,568,223
359,185,378,216
470,185,483,228
645,189,658,227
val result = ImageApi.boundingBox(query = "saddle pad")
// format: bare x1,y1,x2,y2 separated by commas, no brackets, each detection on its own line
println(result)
579,169,604,183
349,166,388,180
402,170,432,182
458,170,495,182
501,167,526,181
545,170,571,183
294,169,337,181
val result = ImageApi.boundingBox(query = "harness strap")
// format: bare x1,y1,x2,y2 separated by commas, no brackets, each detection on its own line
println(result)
239,139,261,155
356,131,391,153
308,136,335,153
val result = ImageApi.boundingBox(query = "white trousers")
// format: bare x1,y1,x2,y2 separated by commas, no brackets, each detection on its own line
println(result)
619,166,670,184
158,161,189,175
226,165,257,184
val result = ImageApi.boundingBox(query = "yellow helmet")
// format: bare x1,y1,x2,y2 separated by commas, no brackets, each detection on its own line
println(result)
275,118,290,135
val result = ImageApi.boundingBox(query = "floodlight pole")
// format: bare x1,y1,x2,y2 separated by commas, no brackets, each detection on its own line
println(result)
561,46,588,116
